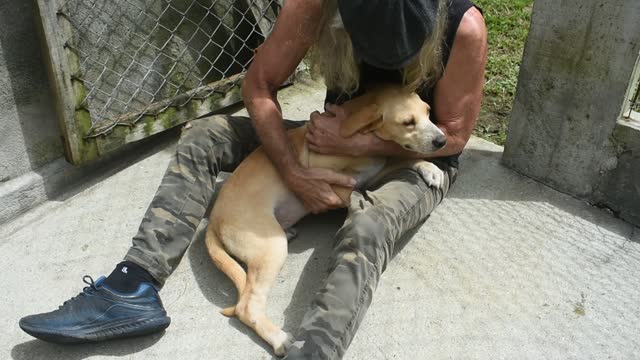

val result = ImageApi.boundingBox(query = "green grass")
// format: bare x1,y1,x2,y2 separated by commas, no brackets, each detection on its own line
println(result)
473,0,534,145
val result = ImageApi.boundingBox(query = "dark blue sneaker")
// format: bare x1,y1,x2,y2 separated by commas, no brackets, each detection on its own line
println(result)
19,275,171,344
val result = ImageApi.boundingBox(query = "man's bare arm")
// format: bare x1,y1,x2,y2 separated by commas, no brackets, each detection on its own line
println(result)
242,0,319,174
242,0,355,213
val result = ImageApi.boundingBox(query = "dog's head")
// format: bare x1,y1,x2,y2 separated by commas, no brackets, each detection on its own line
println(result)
340,86,447,154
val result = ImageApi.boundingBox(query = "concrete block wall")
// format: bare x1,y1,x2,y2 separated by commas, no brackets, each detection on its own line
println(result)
0,0,71,224
0,0,62,183
503,0,640,226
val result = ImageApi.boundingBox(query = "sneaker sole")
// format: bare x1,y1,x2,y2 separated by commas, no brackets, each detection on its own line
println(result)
20,315,171,344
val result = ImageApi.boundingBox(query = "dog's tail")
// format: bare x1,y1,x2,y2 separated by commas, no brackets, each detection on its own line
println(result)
205,228,246,317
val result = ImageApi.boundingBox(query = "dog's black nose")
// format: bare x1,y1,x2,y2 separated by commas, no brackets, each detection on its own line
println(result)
432,135,447,149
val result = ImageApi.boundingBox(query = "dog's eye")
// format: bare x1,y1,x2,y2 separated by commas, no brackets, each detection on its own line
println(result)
403,119,416,127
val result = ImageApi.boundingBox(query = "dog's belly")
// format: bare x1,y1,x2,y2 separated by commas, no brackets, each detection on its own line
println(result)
272,157,387,230
310,155,388,190
274,192,307,230
352,158,387,189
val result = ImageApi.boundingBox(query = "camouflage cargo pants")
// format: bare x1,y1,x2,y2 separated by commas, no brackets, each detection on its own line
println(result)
124,114,456,359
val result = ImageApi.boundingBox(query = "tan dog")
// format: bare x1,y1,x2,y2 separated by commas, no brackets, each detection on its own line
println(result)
205,85,447,355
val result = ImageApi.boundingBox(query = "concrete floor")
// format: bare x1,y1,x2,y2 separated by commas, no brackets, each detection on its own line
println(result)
2,80,639,360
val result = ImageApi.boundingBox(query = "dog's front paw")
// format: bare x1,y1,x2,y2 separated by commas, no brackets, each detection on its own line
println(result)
273,331,294,357
413,161,445,189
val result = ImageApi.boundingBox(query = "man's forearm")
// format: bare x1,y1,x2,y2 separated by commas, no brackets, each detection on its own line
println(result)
238,0,322,180
245,95,301,178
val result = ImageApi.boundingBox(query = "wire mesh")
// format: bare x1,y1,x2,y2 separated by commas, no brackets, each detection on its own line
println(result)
630,82,640,114
56,0,280,137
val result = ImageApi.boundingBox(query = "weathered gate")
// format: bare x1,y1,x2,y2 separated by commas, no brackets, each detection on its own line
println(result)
36,0,280,164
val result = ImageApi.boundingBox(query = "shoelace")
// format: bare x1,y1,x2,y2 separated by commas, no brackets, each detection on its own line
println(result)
60,275,99,308
82,275,98,291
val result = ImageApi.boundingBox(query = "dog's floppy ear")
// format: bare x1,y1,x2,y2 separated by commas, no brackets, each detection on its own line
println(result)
339,104,382,137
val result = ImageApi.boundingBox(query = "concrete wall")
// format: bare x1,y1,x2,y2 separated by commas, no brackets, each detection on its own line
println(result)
503,0,640,226
598,120,640,225
0,0,62,183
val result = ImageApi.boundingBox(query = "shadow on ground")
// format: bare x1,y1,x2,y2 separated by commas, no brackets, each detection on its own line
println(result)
449,147,634,240
11,332,165,360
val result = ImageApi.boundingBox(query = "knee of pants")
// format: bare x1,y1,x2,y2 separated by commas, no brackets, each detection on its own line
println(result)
175,126,211,168
178,116,229,147
176,116,243,168
335,211,390,272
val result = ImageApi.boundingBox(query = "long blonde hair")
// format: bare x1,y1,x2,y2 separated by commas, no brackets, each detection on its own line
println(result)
309,0,448,94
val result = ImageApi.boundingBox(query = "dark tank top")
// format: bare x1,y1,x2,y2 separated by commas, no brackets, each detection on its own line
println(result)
325,0,482,168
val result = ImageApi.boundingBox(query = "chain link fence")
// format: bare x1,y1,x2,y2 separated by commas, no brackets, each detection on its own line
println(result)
630,82,640,114
55,0,280,138
625,58,640,118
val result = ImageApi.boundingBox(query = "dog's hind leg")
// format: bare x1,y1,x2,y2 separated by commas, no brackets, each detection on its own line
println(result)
234,229,291,356
205,227,246,316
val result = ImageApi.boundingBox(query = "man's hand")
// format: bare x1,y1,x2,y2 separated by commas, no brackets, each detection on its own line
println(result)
306,104,378,156
284,165,356,214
